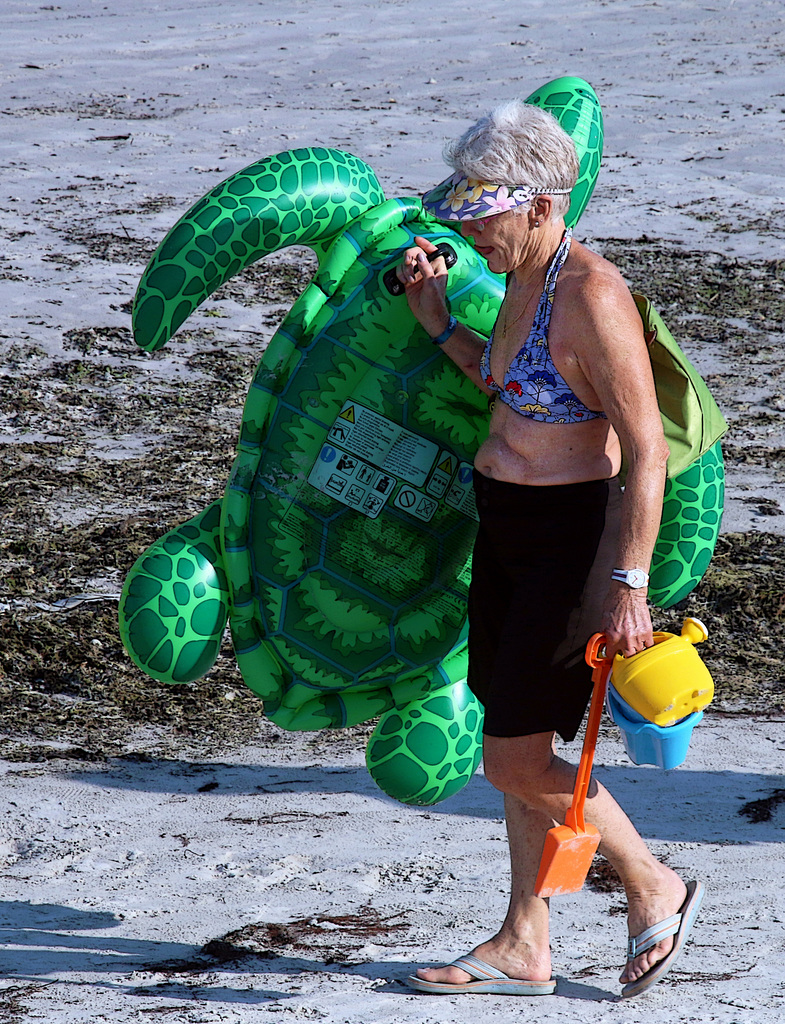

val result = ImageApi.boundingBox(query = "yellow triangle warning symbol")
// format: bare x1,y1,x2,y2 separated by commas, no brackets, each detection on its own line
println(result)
338,405,356,424
438,455,455,474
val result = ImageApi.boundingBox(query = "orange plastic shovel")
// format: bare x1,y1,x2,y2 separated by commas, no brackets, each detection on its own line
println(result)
534,634,611,898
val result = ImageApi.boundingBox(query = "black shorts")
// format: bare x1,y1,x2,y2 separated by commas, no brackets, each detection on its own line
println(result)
467,471,622,742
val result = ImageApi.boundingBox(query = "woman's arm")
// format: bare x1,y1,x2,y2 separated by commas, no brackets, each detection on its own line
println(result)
398,235,494,395
573,271,670,659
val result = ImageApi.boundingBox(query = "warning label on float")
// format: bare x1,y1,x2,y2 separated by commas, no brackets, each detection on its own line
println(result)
327,401,438,488
308,402,477,522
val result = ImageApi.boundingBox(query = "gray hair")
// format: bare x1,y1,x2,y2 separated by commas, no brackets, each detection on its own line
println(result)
443,101,579,218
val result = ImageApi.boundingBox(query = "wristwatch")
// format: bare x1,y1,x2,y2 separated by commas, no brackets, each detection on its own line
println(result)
430,314,457,346
611,568,649,589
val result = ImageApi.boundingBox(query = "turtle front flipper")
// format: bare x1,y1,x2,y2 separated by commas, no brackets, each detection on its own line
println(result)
131,148,386,352
119,501,230,684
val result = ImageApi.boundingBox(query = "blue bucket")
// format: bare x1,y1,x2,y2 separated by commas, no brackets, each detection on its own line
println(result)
606,684,702,770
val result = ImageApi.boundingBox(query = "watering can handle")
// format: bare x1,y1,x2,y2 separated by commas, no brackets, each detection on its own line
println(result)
564,634,612,834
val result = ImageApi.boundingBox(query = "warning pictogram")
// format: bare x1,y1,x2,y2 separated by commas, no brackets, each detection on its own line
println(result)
337,453,358,473
394,486,437,522
329,422,350,443
338,405,356,423
427,448,457,499
325,474,347,496
417,495,437,519
396,487,417,509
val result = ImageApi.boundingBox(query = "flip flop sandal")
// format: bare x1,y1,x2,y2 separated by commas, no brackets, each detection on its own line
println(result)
406,953,556,996
621,879,705,998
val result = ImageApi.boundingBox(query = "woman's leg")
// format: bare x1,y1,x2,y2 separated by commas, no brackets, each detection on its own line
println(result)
482,733,688,984
414,787,554,985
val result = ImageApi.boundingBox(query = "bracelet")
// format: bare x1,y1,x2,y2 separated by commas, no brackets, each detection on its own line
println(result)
430,314,457,346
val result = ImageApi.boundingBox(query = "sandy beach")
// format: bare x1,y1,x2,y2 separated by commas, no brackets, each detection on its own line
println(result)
2,1,785,1021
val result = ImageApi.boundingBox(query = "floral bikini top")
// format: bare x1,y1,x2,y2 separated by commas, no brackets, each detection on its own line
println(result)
480,228,606,424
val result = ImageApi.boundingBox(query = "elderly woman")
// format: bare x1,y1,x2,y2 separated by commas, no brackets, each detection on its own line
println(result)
398,101,703,998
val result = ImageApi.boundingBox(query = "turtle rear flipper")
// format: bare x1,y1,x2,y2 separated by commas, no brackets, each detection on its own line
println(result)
367,675,483,806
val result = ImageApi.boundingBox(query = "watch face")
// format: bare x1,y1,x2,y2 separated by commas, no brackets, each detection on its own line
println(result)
613,568,649,588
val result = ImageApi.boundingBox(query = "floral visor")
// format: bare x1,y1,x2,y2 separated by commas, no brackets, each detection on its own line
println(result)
422,172,572,223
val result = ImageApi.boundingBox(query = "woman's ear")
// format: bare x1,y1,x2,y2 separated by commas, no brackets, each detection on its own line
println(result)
530,194,553,226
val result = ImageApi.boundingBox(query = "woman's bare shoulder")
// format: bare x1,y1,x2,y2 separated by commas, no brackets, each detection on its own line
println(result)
562,239,640,321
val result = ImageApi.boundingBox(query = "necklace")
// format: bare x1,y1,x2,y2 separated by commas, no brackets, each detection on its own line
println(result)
499,276,542,338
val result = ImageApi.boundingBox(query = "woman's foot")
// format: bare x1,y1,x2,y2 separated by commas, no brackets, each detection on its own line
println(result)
416,932,553,986
620,866,688,984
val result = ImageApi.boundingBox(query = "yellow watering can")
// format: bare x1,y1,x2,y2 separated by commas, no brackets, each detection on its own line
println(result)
610,617,714,728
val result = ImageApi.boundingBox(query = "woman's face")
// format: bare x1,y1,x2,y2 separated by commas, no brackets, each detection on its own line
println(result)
459,209,530,274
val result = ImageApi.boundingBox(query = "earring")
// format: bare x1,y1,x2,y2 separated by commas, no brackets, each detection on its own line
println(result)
533,220,540,227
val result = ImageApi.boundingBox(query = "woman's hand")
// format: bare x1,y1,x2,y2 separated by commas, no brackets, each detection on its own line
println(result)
600,582,654,660
396,235,451,337
396,235,490,391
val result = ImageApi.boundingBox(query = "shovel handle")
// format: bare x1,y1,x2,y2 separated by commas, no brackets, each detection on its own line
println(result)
564,634,612,834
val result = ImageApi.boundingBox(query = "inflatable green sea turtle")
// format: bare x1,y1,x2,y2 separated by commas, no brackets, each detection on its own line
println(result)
119,77,724,805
